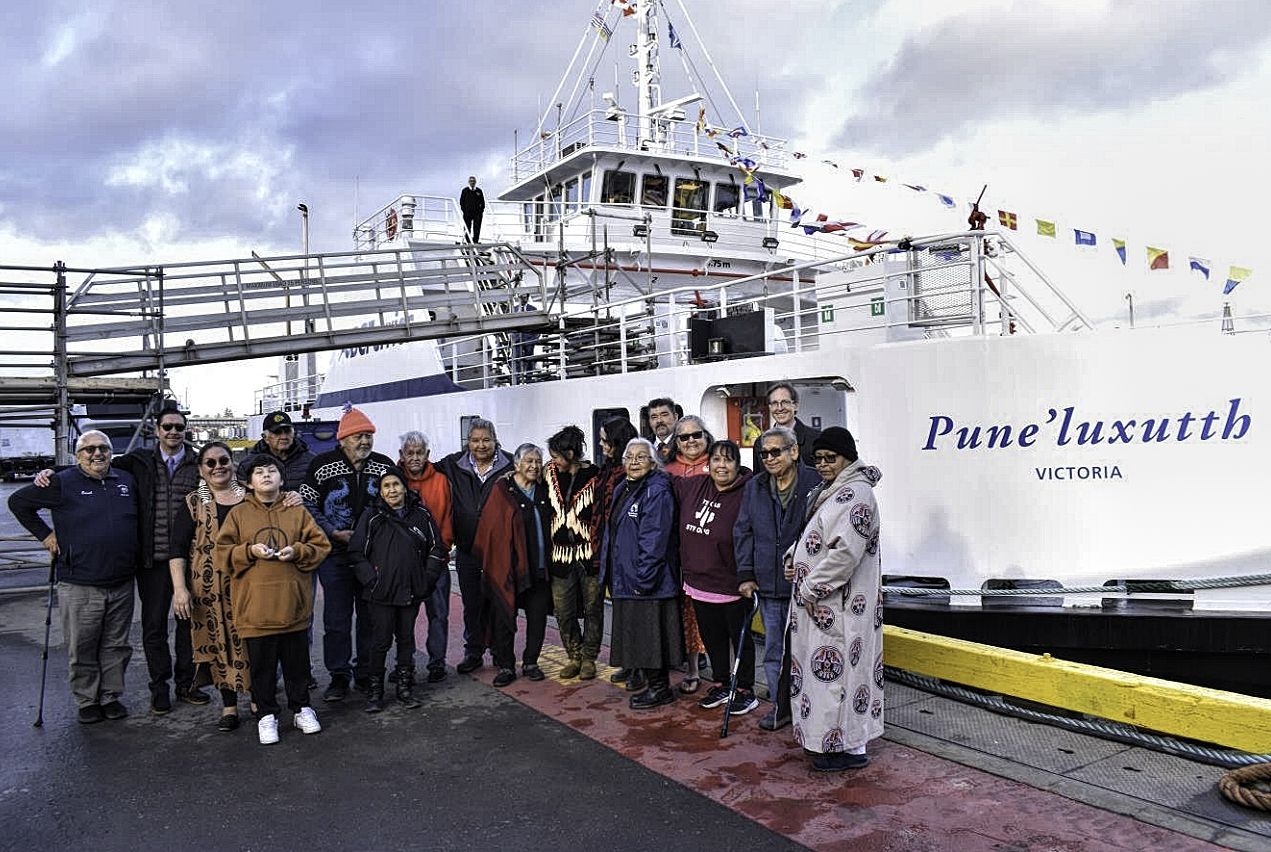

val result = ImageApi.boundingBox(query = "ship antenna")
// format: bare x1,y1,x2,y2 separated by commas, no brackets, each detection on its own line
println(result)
669,0,749,129
534,11,599,140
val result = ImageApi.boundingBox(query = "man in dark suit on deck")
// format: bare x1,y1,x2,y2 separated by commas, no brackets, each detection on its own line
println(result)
460,176,485,242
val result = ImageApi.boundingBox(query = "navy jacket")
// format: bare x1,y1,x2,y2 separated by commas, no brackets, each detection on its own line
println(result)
237,437,314,493
601,471,679,600
8,466,141,587
349,492,448,606
733,465,821,599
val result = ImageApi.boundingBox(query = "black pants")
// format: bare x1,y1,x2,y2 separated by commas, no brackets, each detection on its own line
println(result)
246,630,310,719
693,598,755,691
490,581,551,670
367,600,421,673
137,562,194,694
464,213,483,243
455,550,486,658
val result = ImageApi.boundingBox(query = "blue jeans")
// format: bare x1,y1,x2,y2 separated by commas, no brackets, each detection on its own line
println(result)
758,595,789,706
423,569,451,670
317,553,371,680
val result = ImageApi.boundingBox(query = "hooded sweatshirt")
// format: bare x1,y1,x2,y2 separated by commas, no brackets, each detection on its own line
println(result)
216,492,331,638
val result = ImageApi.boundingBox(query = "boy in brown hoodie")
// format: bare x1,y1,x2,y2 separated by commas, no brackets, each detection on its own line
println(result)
216,455,331,745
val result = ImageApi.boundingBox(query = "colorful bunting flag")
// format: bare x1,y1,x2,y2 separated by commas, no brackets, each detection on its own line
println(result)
998,210,1018,230
1036,219,1056,238
803,213,829,235
743,180,768,203
695,106,706,135
1188,257,1211,280
936,193,956,208
715,141,734,157
1224,266,1252,295
821,159,839,169
792,151,807,159
771,187,793,210
849,236,886,251
1074,229,1096,247
1147,246,1170,270
728,126,748,139
591,12,612,41
873,175,888,183
704,126,719,138
850,168,864,181
611,0,636,17
903,184,926,192
1113,238,1127,265
667,19,682,49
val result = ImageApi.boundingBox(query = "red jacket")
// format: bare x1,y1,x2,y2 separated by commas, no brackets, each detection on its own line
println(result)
399,459,454,550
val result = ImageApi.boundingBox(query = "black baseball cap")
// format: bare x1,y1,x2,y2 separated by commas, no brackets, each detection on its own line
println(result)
263,411,294,433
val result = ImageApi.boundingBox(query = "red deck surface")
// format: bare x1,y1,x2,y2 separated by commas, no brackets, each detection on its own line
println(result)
431,595,1217,851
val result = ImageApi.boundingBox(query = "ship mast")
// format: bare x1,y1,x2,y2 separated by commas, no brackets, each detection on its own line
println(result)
634,1,661,146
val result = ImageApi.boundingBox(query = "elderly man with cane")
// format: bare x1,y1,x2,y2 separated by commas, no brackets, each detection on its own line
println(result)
9,430,141,725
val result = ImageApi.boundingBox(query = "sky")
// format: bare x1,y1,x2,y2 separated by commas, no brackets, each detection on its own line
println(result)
3,0,1269,415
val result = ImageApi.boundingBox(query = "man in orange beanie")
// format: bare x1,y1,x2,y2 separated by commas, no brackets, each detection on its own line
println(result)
300,404,396,702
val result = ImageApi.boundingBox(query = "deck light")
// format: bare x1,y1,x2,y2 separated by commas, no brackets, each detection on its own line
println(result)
633,223,649,238
762,237,779,249
701,230,719,244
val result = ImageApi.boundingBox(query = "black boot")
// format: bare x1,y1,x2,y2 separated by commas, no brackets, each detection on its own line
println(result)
364,672,386,714
395,666,421,709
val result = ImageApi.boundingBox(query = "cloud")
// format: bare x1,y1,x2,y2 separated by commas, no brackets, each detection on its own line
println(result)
834,0,1271,155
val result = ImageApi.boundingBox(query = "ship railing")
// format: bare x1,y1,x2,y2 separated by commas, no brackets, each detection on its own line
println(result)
510,109,788,180
433,231,1090,389
253,373,326,416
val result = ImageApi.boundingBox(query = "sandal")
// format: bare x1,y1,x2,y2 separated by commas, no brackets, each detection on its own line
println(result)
678,676,701,695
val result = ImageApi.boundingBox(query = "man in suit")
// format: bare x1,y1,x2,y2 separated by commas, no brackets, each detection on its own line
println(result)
460,176,486,243
644,397,682,465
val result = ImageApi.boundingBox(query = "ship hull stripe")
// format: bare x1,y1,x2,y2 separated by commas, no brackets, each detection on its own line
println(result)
314,372,464,408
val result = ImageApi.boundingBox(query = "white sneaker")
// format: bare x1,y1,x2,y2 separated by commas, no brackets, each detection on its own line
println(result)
257,714,279,745
294,706,322,734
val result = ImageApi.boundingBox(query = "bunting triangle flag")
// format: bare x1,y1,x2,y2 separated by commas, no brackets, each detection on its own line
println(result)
1113,238,1127,265
1036,219,1056,238
1188,257,1211,280
1147,247,1170,270
1224,266,1252,295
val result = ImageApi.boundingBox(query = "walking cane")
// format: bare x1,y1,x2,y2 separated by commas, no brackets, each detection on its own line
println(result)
720,593,761,740
33,558,55,728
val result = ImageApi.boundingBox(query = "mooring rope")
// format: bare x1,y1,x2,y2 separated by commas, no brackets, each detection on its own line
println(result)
881,572,1271,597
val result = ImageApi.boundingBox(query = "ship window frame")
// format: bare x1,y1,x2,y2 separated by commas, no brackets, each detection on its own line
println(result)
601,169,636,205
580,169,593,207
532,194,546,241
565,177,580,214
671,176,708,236
640,173,669,208
713,181,740,216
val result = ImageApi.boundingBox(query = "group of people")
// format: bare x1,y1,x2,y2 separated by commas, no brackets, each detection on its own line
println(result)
8,380,884,771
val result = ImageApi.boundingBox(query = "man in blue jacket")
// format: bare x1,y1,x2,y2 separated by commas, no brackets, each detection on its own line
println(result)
8,430,141,724
734,425,820,731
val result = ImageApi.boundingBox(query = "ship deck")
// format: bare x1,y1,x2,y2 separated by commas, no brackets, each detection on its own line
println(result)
1,566,1268,851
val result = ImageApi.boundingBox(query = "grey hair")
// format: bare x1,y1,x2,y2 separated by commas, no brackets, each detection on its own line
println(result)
75,430,112,452
758,425,797,450
622,437,662,470
512,442,542,463
467,418,499,445
672,415,713,443
400,430,430,451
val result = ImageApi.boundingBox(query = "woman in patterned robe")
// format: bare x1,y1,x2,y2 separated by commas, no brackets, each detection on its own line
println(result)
785,427,883,772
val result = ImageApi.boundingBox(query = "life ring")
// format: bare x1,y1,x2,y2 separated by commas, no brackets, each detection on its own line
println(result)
386,208,399,240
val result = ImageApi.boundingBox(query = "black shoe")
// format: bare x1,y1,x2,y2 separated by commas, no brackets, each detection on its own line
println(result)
78,704,105,725
387,669,399,683
456,655,484,675
492,668,516,687
610,667,631,684
323,675,350,703
364,673,386,714
395,666,421,709
150,689,172,715
217,713,240,733
176,686,211,706
759,709,792,732
522,664,545,682
353,676,372,695
625,670,648,692
629,686,675,710
811,752,870,772
427,666,447,683
100,700,128,720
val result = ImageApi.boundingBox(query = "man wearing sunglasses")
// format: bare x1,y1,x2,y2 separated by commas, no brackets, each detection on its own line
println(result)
9,430,141,724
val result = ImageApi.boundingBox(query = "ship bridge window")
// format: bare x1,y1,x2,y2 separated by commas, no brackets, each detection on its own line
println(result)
545,185,563,222
672,177,707,236
640,174,668,207
580,169,593,205
713,182,740,216
601,170,636,205
565,178,579,214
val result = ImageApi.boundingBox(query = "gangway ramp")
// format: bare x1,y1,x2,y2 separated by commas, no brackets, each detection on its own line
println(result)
60,243,556,377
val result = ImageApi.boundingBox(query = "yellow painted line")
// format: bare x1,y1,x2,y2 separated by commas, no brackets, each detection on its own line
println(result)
883,625,1271,754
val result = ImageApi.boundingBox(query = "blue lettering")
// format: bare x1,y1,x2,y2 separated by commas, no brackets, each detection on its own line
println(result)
1223,398,1251,440
985,425,1013,448
1018,424,1040,447
922,416,953,450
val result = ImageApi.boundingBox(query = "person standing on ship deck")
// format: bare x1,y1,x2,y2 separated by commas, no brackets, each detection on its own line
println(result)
460,175,485,243
785,427,884,772
436,418,514,675
753,382,820,471
644,398,682,465
543,426,601,680
471,444,553,687
398,431,455,683
300,406,395,703
735,425,820,731
8,430,140,724
662,414,713,694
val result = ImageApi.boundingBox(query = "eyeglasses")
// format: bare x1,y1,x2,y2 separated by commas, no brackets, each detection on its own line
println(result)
756,446,790,459
202,456,232,469
676,431,705,443
158,422,185,432
768,399,794,409
812,453,840,465
623,454,652,463
77,445,110,456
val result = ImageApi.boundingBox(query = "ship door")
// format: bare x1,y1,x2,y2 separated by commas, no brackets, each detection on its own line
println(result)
725,395,768,449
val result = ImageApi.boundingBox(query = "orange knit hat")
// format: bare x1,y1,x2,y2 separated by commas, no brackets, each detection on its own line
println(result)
336,406,376,440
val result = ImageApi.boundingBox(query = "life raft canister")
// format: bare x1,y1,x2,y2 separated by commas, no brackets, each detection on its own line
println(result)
386,207,399,240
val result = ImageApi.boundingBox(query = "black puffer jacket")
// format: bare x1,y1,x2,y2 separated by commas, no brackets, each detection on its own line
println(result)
349,489,448,607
